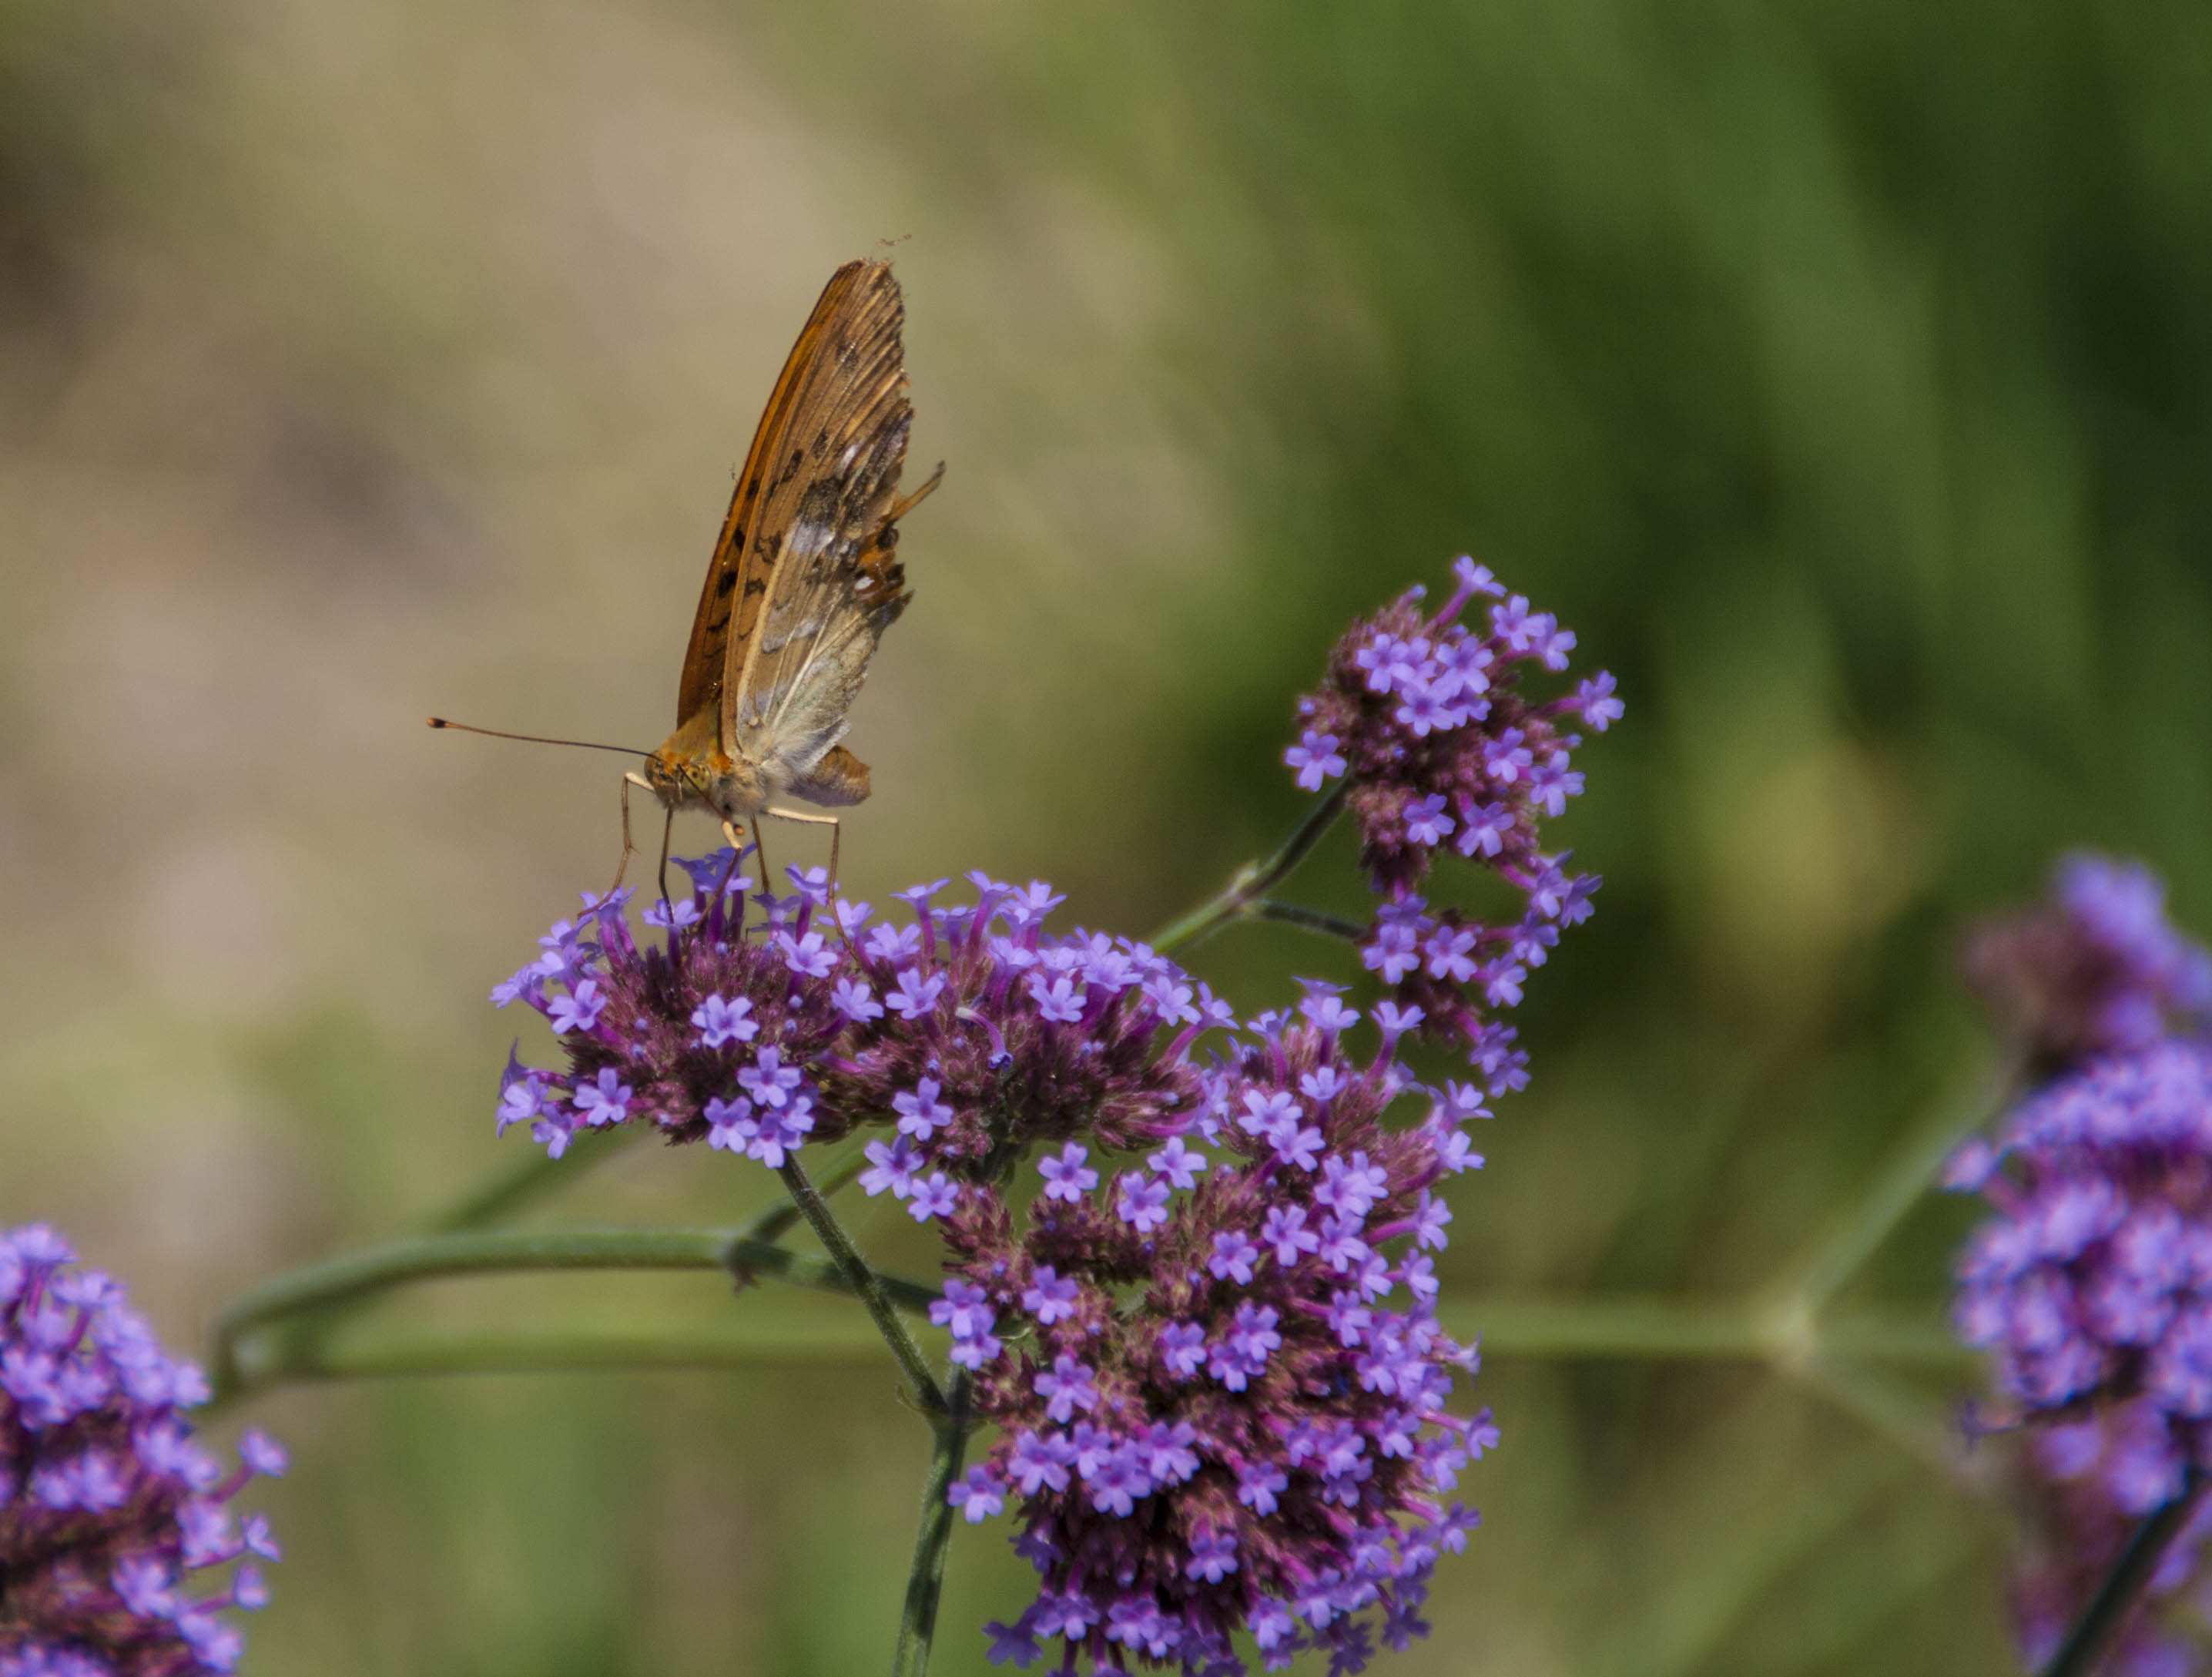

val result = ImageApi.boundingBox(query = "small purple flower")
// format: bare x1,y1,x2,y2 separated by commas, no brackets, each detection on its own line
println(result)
776,928,839,978
909,1172,959,1223
689,993,759,1048
1116,1172,1172,1233
893,1077,955,1141
1022,1266,1082,1326
949,1464,1007,1523
1576,670,1624,730
931,1280,1003,1370
886,968,947,1019
1283,729,1348,791
1403,793,1456,847
736,1045,806,1110
1039,1143,1099,1204
1027,973,1087,1024
1208,1230,1260,1284
1147,1136,1208,1190
830,977,883,1023
1036,1354,1101,1423
570,1067,633,1129
547,978,606,1036
860,1135,923,1199
1156,1322,1208,1381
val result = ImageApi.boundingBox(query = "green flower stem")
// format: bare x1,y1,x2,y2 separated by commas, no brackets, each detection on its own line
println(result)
891,1370,974,1677
231,1316,898,1384
2040,1466,2210,1677
206,1225,940,1407
1151,787,1346,954
778,1155,949,1416
1249,899,1368,943
422,1124,645,1234
1765,1053,2010,1319
1443,1295,1972,1366
202,1292,1965,1407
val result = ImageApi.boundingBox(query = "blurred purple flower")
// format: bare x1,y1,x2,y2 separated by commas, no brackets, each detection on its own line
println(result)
1952,855,2212,1669
0,1225,283,1675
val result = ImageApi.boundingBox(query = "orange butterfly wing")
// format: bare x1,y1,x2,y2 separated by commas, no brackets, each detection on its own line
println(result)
673,261,934,803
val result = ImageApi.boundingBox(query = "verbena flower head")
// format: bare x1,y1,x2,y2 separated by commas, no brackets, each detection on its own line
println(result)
488,843,1593,1673
2007,1401,2212,1675
0,1225,284,1675
494,854,1208,1177
1285,558,1609,1057
1285,555,1617,901
946,995,1496,1675
1963,852,2212,1075
1950,855,2212,1498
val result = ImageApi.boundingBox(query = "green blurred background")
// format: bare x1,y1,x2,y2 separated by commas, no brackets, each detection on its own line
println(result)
5,0,2210,1670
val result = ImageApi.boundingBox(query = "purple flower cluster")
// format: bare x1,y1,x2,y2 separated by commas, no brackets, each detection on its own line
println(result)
487,558,1622,1672
494,857,1205,1175
1283,559,1609,1052
488,845,1586,1672
1963,853,2212,1075
1950,857,2212,1491
942,988,1500,1674
1284,556,1617,900
1952,1038,2212,1494
1952,856,2212,1665
2008,1409,2212,1675
0,1225,283,1676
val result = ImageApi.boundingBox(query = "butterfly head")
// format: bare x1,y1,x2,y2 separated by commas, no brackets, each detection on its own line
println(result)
645,712,776,821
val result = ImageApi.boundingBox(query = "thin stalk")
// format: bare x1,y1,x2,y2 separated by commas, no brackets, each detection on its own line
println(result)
2039,1467,2210,1677
779,1155,948,1416
206,1226,941,1407
890,1370,974,1677
422,1125,644,1234
1249,899,1367,943
1151,787,1346,954
1770,1052,2011,1316
232,1316,897,1384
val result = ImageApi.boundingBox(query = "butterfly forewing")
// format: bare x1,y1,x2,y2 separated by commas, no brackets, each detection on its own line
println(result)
675,262,886,732
654,257,935,823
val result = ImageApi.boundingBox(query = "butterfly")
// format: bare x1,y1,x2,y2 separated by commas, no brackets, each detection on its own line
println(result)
625,257,940,888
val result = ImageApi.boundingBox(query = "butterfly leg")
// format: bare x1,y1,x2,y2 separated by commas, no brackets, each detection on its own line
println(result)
655,808,676,911
608,772,655,897
719,820,751,936
765,806,842,893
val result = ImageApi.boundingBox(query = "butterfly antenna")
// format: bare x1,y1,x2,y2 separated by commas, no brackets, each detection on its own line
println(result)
427,718,657,760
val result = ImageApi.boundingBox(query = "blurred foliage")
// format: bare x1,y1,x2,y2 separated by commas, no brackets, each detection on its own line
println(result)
5,0,2211,1671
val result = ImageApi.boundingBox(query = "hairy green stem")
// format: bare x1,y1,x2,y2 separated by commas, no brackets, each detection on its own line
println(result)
779,1155,948,1415
2039,1467,2210,1677
890,1371,974,1677
1151,787,1346,954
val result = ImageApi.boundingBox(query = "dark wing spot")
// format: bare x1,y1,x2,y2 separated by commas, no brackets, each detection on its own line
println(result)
878,525,900,549
742,575,768,598
714,569,739,597
705,612,731,634
758,532,783,562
